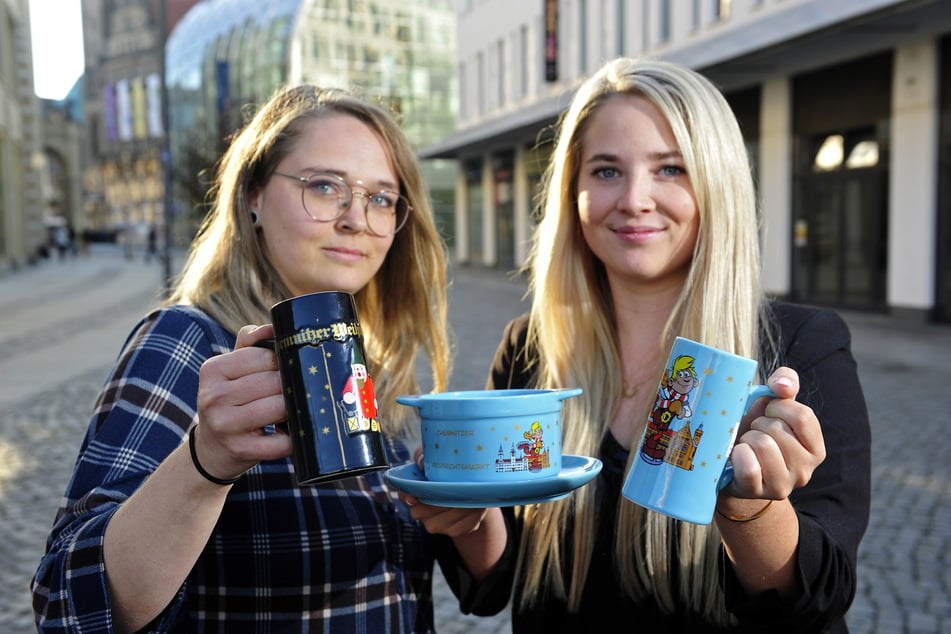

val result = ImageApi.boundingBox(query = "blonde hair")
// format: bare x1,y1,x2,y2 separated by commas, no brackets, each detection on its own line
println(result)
166,85,451,436
516,58,777,625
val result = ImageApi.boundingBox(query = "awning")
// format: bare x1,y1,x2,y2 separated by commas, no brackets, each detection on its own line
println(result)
420,86,576,159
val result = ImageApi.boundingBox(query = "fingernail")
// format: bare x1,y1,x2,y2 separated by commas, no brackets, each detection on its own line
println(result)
774,376,793,388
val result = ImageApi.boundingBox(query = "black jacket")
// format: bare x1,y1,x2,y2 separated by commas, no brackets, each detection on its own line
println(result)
436,301,871,633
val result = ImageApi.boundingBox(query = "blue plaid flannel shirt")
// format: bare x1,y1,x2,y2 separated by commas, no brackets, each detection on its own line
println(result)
31,305,440,633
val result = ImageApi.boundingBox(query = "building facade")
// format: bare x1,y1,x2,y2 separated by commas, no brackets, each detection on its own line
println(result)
425,0,951,323
0,0,45,272
79,0,199,254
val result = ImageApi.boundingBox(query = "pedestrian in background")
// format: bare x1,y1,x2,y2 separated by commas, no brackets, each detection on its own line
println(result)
52,224,71,261
32,84,499,632
411,58,871,632
145,223,158,263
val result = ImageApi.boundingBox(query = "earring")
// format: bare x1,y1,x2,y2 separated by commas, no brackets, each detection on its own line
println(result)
249,208,260,226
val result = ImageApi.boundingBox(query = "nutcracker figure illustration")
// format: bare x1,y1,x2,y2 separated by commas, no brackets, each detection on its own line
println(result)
639,354,700,464
338,360,380,434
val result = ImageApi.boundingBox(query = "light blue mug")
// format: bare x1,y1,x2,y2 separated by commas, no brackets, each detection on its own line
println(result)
621,337,776,524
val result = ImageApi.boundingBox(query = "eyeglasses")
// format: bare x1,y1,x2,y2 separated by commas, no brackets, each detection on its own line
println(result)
273,171,411,236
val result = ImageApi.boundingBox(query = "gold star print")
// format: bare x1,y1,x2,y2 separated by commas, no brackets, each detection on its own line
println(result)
325,351,333,359
728,426,735,434
322,426,331,434
513,424,521,431
727,376,734,382
309,366,318,375
702,409,709,416
720,409,727,416
700,461,708,468
324,383,330,391
476,444,484,451
319,407,327,415
704,367,713,375
717,453,724,460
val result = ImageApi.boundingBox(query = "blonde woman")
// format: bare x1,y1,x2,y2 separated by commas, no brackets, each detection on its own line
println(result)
32,85,499,632
417,58,871,632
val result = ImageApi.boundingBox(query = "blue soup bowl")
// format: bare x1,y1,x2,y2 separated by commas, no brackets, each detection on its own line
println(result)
396,388,583,482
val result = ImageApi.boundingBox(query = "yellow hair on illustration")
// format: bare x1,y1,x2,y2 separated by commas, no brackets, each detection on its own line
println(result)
669,355,697,380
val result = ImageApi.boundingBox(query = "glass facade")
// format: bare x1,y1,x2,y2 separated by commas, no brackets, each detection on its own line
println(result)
165,0,456,236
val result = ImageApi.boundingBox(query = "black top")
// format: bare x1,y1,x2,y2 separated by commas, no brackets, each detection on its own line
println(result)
434,301,871,633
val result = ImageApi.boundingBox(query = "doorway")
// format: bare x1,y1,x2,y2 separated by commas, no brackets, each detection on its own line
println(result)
792,129,888,310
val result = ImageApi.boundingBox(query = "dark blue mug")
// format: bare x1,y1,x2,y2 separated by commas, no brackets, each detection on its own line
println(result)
265,291,389,484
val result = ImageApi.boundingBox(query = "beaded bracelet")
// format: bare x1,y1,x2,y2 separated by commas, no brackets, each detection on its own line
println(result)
716,499,774,523
188,426,243,486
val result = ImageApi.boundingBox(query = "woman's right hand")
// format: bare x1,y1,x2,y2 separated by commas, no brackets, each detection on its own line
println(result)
193,324,292,481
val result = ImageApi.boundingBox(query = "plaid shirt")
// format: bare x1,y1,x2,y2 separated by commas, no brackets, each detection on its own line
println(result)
32,306,440,633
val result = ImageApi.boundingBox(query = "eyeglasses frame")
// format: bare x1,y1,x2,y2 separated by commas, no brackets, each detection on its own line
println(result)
272,171,411,236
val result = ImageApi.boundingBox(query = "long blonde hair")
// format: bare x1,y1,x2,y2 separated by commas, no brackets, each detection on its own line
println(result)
516,58,777,625
166,85,451,435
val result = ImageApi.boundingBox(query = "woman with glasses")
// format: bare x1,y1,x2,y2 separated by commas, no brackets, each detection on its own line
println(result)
32,85,503,632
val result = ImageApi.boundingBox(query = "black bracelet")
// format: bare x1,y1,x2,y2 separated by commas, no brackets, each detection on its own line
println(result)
188,426,243,486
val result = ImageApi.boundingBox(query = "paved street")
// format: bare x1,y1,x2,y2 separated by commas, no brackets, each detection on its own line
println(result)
1,246,949,633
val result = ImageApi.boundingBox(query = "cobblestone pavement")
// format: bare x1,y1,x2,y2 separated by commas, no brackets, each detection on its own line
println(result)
1,246,949,633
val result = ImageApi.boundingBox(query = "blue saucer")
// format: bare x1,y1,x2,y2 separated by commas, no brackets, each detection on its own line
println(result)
384,455,602,508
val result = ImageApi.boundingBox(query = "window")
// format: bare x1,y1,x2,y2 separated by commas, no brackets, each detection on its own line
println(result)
659,0,671,43
812,129,880,172
459,62,467,119
519,25,528,99
616,0,625,54
713,0,732,21
497,38,505,107
579,0,587,72
477,51,485,115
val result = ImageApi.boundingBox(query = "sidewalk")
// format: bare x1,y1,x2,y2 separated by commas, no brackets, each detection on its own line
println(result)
0,245,172,411
1,247,949,633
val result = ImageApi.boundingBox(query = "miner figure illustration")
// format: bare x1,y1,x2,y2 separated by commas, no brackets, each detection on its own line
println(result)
640,355,700,464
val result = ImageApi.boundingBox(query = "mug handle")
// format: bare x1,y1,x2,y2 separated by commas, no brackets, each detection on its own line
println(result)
716,384,778,491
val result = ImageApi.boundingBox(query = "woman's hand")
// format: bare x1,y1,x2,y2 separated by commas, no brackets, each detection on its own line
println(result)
397,493,494,538
393,447,491,536
392,448,508,580
725,367,827,501
192,324,292,481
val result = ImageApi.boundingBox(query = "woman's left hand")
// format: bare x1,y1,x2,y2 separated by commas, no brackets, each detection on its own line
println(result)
395,446,494,537
397,493,493,538
726,368,827,500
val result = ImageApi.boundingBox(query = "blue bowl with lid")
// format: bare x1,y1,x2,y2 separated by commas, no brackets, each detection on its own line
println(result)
396,388,583,482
